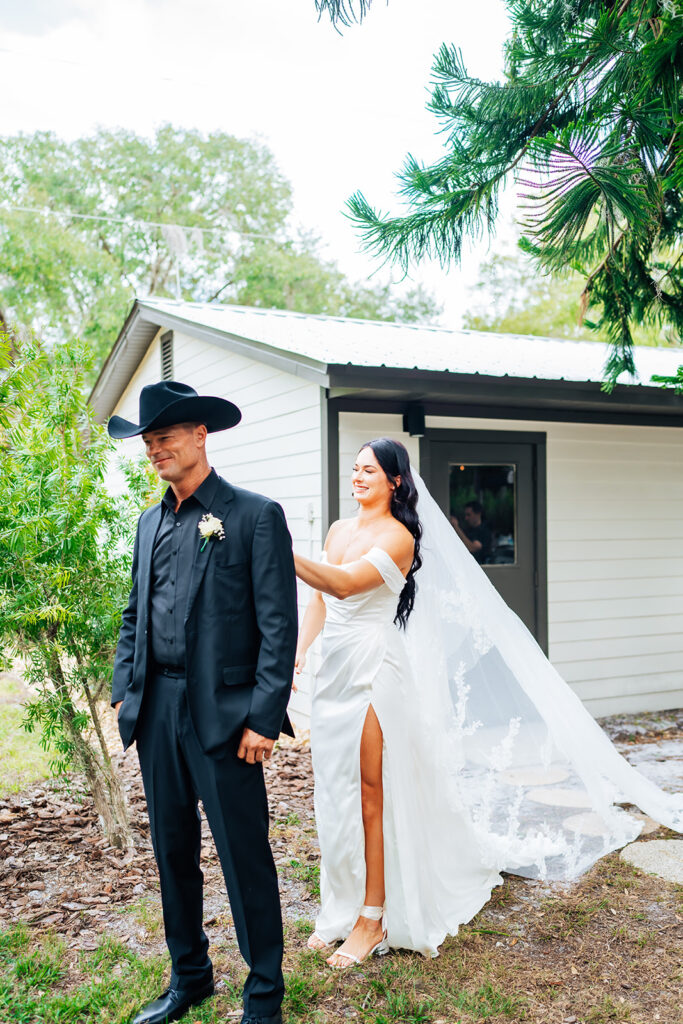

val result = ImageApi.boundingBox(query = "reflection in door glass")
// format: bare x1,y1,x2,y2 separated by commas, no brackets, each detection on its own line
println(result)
449,464,516,566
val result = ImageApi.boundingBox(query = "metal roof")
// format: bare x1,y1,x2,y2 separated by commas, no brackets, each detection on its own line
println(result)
139,298,683,385
89,298,683,424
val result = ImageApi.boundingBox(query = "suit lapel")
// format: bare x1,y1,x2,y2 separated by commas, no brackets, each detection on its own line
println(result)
184,480,235,622
138,503,163,620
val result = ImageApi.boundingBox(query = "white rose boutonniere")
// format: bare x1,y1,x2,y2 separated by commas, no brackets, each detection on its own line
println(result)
198,513,225,552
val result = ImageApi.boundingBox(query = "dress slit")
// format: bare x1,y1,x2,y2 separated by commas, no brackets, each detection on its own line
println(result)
358,702,385,906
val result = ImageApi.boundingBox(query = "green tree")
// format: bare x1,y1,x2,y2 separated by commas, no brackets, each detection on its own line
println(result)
229,233,436,321
317,1,683,386
0,126,439,374
464,249,677,347
0,335,158,847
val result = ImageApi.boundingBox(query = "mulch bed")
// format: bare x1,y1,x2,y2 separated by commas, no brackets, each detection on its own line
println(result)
0,727,318,957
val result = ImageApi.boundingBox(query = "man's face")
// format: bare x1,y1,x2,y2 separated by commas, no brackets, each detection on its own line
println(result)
464,506,481,527
142,423,206,484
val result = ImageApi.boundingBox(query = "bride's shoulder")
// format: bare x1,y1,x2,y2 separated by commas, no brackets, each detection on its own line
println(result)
384,517,414,544
376,520,415,569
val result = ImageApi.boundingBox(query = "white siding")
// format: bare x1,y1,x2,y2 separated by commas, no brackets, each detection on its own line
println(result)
109,329,324,730
339,410,683,718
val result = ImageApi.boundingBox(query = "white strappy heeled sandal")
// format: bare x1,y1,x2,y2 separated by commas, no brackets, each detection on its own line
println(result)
327,905,389,968
306,931,331,951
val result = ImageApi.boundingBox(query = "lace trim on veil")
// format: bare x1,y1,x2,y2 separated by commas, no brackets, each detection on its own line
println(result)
406,469,683,880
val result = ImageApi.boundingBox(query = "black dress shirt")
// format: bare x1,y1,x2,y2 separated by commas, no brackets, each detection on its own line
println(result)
150,469,220,669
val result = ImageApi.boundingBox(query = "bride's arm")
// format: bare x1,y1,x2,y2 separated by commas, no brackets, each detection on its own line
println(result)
294,591,326,676
294,551,384,599
295,525,412,599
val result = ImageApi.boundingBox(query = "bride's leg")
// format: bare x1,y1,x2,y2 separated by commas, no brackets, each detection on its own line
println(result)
327,705,385,967
360,704,385,906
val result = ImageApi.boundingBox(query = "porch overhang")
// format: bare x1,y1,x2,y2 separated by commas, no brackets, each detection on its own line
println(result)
326,364,683,426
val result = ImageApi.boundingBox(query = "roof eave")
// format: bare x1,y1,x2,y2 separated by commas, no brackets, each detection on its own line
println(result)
326,363,683,420
88,300,331,423
89,300,157,424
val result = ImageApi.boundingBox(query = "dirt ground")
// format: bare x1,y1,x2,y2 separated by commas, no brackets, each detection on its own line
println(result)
0,708,681,1024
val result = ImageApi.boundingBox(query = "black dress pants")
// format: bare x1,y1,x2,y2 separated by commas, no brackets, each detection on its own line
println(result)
135,671,284,1017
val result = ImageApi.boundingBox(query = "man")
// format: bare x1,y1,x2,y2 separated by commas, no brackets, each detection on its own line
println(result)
451,500,492,565
109,380,297,1024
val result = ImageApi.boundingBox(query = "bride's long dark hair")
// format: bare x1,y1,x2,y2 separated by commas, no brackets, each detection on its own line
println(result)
359,438,422,629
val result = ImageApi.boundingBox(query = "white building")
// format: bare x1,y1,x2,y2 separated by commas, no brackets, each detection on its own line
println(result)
91,299,683,724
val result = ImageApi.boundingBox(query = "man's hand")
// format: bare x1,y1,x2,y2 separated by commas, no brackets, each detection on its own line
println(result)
237,727,275,764
114,701,123,719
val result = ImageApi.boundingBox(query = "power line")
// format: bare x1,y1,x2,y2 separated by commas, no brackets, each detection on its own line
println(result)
0,204,281,244
0,46,210,88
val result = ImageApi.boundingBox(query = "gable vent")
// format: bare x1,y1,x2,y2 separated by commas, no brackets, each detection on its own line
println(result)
160,331,174,380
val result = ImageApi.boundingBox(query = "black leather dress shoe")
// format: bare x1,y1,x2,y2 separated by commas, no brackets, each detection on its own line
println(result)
240,1010,282,1024
132,981,214,1024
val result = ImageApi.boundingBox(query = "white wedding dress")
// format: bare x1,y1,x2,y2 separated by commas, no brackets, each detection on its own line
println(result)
309,472,683,957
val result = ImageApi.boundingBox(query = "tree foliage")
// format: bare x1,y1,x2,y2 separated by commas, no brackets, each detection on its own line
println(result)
320,1,683,387
464,249,676,347
0,335,157,847
0,126,439,374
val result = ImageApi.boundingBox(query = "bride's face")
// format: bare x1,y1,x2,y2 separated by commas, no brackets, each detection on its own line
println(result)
352,447,394,509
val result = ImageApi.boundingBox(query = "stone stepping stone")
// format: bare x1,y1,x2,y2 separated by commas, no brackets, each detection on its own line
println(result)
564,812,611,837
563,808,658,838
527,787,592,808
620,839,683,884
628,810,661,836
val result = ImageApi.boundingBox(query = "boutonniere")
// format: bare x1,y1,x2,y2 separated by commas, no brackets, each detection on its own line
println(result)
198,513,225,552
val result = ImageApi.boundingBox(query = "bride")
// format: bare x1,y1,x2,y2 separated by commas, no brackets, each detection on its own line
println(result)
293,438,683,967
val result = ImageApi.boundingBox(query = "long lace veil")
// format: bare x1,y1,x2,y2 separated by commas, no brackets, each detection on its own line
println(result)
405,469,683,879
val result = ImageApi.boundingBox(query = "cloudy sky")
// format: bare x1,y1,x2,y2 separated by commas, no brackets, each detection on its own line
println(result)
0,0,515,324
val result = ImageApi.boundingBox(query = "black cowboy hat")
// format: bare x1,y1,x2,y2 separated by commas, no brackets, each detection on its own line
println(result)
107,381,242,439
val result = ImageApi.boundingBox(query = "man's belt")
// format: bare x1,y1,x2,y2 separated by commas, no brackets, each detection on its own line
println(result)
153,664,186,678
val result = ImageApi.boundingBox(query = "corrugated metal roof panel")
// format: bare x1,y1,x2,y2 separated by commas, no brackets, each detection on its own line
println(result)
140,298,683,389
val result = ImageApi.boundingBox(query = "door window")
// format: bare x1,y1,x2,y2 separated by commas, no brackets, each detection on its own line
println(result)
449,463,516,566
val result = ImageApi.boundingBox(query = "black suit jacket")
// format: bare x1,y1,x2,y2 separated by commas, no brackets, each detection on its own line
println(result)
112,476,298,755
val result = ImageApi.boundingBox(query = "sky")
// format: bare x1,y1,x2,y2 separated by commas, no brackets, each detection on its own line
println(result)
0,0,516,325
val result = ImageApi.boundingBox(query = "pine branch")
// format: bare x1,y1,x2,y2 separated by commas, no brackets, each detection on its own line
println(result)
315,0,373,26
332,0,683,385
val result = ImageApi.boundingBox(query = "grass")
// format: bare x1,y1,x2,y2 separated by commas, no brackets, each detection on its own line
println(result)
0,677,52,796
536,896,610,940
0,926,170,1024
450,981,524,1018
0,922,530,1024
586,995,629,1021
288,859,321,900
121,896,164,937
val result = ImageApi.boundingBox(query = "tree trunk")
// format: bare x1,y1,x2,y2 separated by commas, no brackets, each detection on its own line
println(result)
65,714,132,850
51,657,132,850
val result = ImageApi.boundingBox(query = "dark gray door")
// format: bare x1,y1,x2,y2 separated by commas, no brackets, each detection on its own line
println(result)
420,431,547,648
